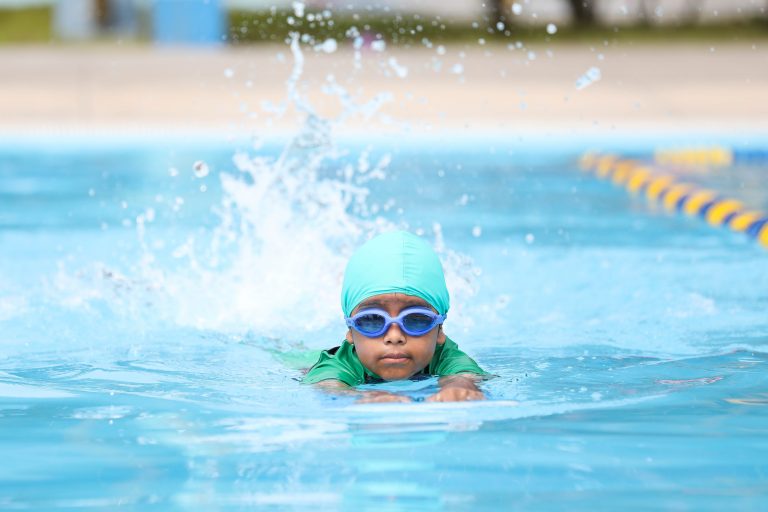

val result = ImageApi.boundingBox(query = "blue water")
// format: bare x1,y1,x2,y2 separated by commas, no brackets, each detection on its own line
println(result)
1,135,768,510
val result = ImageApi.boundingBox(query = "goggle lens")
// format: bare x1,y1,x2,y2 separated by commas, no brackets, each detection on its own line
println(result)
401,312,435,333
354,313,386,334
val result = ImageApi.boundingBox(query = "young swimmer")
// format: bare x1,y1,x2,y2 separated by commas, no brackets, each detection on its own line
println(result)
303,230,488,403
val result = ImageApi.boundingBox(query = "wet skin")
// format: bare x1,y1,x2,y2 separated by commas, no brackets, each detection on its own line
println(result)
316,293,485,403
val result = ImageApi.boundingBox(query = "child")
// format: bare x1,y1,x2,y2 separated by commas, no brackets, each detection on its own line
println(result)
303,230,488,402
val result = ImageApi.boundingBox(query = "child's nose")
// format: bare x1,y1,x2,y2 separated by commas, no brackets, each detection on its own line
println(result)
383,323,406,344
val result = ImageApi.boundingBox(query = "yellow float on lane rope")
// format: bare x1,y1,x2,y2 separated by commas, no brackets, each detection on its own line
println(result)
626,167,653,194
729,212,763,232
611,161,638,185
759,224,768,249
595,156,617,178
662,183,695,211
682,190,718,217
645,175,675,201
706,199,744,227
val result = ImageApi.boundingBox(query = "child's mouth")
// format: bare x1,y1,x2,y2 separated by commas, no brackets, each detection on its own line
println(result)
380,353,410,362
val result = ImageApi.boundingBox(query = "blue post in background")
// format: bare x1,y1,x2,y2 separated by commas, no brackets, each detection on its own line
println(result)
152,0,226,45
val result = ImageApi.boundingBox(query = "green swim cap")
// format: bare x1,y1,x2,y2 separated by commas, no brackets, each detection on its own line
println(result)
341,230,450,317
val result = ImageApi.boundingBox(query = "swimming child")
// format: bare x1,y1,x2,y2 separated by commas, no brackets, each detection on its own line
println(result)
303,230,488,403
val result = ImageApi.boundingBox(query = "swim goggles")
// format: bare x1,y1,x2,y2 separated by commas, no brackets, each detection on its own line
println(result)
345,307,446,338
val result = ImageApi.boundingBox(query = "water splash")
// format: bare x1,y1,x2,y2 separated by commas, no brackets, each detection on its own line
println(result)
50,31,480,339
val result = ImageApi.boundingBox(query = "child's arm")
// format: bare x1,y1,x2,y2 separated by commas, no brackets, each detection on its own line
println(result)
314,377,483,403
315,380,413,403
425,374,485,402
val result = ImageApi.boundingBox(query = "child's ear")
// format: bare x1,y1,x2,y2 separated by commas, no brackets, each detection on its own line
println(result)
437,326,446,345
345,329,353,344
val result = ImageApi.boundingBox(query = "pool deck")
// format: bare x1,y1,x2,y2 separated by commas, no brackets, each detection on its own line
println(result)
1,43,767,139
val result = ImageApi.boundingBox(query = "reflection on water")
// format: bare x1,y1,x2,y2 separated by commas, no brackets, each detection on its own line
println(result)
1,344,767,509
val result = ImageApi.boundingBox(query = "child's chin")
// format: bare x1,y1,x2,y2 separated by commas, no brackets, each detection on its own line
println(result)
378,368,417,381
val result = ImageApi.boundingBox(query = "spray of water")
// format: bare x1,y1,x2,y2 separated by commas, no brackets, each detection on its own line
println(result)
51,31,479,339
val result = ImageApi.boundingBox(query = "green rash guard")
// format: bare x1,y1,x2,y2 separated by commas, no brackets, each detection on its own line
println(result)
302,337,487,386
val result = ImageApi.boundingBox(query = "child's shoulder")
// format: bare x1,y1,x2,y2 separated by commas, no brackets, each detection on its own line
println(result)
301,342,365,386
432,337,489,377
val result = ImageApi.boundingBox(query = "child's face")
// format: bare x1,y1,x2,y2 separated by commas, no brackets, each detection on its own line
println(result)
345,293,446,381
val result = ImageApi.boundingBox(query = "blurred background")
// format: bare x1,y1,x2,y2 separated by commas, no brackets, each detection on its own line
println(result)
1,1,767,44
0,1,767,136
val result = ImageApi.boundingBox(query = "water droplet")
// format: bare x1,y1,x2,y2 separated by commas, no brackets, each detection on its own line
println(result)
346,26,360,39
496,21,505,31
527,51,537,61
575,67,602,90
292,1,305,17
451,63,464,75
472,226,482,237
168,167,179,177
436,45,446,56
224,68,234,78
546,23,557,35
193,161,209,178
316,39,338,53
371,40,386,52
387,57,408,78
525,233,535,244
478,38,486,45
512,3,523,15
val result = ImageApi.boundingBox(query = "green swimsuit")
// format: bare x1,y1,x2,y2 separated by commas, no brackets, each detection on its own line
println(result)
302,337,487,386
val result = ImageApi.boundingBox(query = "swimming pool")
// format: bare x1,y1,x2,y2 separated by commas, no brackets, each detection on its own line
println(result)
1,131,767,510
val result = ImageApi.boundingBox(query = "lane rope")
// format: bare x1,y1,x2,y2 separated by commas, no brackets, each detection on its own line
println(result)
579,152,768,250
654,146,768,168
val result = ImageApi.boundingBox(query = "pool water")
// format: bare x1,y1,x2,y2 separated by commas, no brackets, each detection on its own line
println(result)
1,132,768,510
